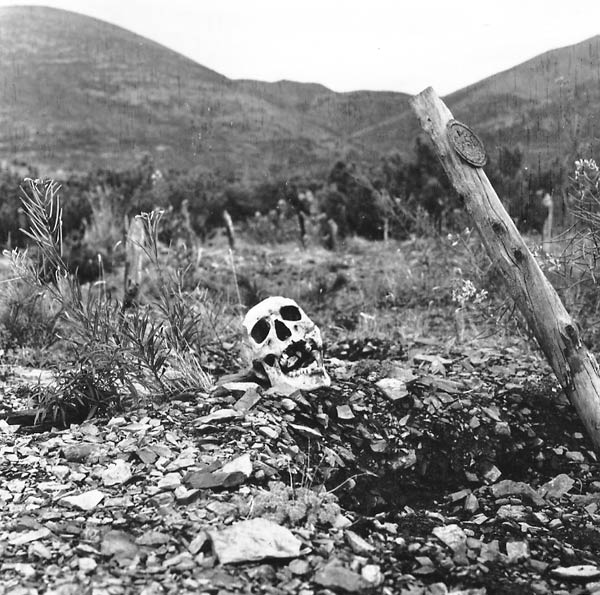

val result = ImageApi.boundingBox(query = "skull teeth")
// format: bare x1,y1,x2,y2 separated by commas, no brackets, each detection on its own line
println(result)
279,340,319,373
285,359,326,378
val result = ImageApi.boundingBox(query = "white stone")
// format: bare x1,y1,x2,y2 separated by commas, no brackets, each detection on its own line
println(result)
209,518,301,564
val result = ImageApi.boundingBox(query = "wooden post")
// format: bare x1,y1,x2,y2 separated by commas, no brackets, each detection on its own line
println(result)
411,87,600,452
123,215,145,308
542,192,554,253
223,210,236,251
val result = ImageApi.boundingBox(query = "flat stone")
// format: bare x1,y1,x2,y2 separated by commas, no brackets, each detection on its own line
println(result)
60,489,106,511
259,426,280,439
491,479,545,506
101,530,139,559
9,528,51,546
482,464,502,484
432,524,467,552
184,470,246,490
336,405,355,420
345,530,375,554
221,382,261,393
496,504,527,521
288,559,311,575
157,473,181,491
314,562,369,592
506,541,529,563
464,494,479,513
63,443,101,463
101,459,133,487
220,453,252,477
209,518,301,564
195,409,242,425
551,565,600,580
375,378,409,401
539,474,575,499
136,531,171,546
233,387,262,411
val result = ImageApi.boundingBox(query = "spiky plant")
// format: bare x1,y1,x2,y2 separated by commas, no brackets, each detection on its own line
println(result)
8,178,213,427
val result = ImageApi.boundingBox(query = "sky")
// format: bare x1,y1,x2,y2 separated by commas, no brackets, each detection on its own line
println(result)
1,0,600,95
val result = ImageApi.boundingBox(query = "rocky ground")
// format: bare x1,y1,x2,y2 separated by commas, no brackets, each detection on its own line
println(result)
2,333,600,595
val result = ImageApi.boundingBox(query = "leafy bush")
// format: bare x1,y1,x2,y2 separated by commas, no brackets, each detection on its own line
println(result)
9,179,214,427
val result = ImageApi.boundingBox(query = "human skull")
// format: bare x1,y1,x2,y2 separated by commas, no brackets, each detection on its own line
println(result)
243,296,330,390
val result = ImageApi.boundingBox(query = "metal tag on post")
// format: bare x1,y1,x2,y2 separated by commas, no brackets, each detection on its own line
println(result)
446,119,487,167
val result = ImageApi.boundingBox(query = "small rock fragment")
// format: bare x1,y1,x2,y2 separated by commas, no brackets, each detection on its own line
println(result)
101,459,133,487
565,451,585,462
78,557,97,573
491,479,545,506
136,531,170,546
280,398,296,411
482,464,502,484
432,524,467,552
100,530,139,559
220,453,253,477
63,443,101,462
539,474,575,499
449,489,470,502
551,565,600,580
506,541,529,563
288,559,310,575
136,447,157,464
496,504,527,521
259,426,280,439
314,562,369,592
188,532,208,555
345,530,375,555
195,408,241,425
289,423,322,438
9,528,51,546
464,494,479,513
376,378,409,401
157,473,181,491
184,470,246,490
60,489,105,511
361,564,383,586
234,387,262,412
221,381,261,393
336,405,355,420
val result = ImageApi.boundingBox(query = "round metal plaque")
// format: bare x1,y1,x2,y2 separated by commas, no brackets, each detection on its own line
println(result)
446,119,487,167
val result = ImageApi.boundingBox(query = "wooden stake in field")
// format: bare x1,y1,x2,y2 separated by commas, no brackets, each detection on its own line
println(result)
411,87,600,452
123,215,145,308
223,209,236,251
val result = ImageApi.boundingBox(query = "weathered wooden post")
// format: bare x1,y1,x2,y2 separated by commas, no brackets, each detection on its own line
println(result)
542,192,554,253
123,215,145,308
223,210,236,251
411,87,600,451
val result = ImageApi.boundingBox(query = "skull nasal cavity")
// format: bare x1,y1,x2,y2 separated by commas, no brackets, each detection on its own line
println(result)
275,320,292,341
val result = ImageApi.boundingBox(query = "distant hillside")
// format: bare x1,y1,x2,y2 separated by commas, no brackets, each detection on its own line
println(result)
351,35,600,169
0,5,410,177
0,5,599,178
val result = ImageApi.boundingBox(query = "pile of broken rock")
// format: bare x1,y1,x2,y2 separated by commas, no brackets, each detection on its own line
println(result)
2,336,600,594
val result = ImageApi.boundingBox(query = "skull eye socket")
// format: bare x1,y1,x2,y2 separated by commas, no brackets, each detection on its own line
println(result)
280,305,302,321
250,318,270,343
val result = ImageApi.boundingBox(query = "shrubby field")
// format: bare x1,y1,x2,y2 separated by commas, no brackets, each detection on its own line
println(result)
1,149,600,594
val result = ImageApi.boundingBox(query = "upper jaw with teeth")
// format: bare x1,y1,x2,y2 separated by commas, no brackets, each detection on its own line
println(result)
279,340,321,374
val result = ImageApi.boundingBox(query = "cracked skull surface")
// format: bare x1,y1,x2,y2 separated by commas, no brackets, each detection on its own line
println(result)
243,296,330,390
